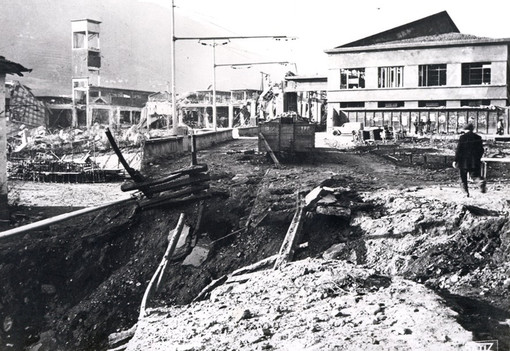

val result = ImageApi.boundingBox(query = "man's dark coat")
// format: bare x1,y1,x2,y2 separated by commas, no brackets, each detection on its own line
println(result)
454,131,484,170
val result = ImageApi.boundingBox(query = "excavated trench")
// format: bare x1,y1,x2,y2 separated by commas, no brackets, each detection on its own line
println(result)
2,143,510,350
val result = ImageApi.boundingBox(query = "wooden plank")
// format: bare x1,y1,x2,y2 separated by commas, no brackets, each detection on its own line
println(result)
139,184,209,208
259,133,280,166
140,192,211,210
121,164,208,191
105,128,145,183
139,214,186,319
192,275,229,302
273,200,306,270
231,254,278,276
142,173,210,195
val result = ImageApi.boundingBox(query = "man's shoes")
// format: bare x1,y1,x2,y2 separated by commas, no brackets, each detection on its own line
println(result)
461,187,470,197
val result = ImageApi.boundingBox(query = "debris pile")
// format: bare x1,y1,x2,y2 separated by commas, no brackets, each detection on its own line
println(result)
126,259,473,351
304,184,360,219
8,152,125,183
121,164,213,210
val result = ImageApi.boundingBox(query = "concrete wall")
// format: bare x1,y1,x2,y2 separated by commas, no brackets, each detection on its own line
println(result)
236,126,259,137
0,74,8,222
142,129,234,163
327,43,509,105
143,136,187,162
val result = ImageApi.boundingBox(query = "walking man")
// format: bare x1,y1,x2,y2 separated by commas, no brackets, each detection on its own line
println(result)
453,123,486,197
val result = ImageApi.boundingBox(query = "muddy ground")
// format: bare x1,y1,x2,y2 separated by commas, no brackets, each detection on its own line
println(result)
1,135,510,350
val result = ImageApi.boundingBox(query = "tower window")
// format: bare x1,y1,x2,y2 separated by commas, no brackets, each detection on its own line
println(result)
73,32,86,49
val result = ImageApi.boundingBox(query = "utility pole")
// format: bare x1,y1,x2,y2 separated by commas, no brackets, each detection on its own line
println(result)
169,0,295,133
175,35,294,132
170,0,177,134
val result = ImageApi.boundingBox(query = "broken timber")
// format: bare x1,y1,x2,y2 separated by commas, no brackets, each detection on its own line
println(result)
105,128,145,183
273,198,306,269
120,164,208,192
259,133,280,166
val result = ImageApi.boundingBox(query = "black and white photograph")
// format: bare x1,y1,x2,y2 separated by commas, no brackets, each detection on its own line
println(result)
1,1,509,350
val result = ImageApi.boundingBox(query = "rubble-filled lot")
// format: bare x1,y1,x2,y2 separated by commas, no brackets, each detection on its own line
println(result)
2,135,510,350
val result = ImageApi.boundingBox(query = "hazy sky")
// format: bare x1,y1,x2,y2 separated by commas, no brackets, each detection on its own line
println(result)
3,0,510,95
149,0,510,77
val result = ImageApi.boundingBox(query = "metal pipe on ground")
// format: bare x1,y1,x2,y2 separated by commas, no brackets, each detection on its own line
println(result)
0,197,137,240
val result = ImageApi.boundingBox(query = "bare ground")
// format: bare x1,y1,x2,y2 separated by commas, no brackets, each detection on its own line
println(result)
2,135,510,350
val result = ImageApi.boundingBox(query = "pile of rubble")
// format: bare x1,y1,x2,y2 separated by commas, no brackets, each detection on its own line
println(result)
7,124,145,155
126,258,473,351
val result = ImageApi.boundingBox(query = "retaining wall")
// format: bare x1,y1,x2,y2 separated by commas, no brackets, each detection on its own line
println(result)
142,129,234,163
236,126,259,137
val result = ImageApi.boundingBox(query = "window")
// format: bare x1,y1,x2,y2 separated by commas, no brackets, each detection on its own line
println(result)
88,51,101,68
88,32,100,50
419,64,447,86
73,32,85,49
378,101,404,108
418,100,446,107
462,62,491,85
340,68,365,89
340,101,365,108
378,66,403,88
461,99,490,107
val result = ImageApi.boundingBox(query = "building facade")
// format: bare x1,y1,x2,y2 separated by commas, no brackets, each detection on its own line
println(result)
284,75,327,125
325,11,510,135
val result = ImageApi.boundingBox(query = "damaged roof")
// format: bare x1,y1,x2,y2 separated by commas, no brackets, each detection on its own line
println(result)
335,11,459,49
325,33,510,54
0,56,31,76
325,11,510,54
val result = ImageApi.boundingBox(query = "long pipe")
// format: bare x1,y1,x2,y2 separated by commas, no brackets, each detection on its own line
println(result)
0,197,137,239
139,213,185,319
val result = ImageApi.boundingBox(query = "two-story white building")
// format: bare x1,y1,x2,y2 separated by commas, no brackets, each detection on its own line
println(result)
325,11,510,135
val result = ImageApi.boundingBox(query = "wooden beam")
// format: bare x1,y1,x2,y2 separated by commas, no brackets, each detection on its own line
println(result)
273,200,306,269
121,164,207,191
139,184,209,208
105,128,145,183
259,133,280,166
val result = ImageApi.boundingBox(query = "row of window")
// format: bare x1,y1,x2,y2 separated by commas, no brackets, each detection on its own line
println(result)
340,99,492,108
339,62,492,89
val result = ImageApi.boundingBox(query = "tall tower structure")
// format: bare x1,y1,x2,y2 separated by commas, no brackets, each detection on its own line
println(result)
71,19,101,127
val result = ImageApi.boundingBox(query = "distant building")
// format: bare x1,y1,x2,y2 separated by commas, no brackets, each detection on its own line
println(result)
284,75,327,125
68,19,154,129
178,89,260,128
0,56,31,223
325,11,510,135
6,81,47,129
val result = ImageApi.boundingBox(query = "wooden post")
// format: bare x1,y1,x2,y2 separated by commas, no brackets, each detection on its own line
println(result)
0,74,8,224
274,200,305,269
259,133,280,166
190,131,198,166
228,103,234,128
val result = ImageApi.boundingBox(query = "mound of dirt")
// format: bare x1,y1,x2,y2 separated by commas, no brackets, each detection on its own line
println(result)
127,259,473,351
